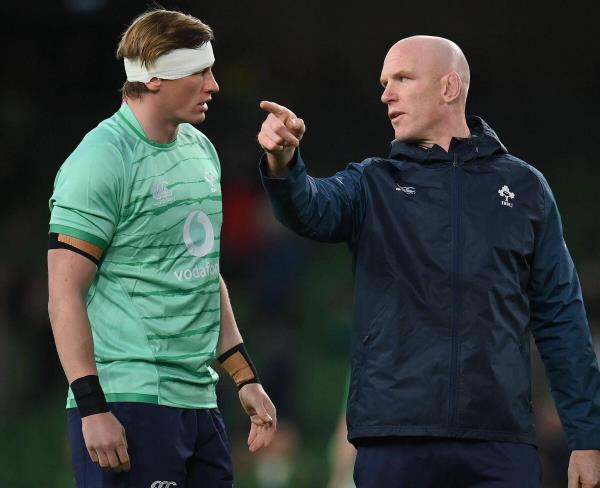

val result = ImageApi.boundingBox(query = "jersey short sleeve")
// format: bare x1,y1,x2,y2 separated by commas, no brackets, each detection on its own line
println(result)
49,141,125,249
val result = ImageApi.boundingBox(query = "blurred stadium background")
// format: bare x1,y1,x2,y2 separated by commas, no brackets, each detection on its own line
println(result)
0,1,598,486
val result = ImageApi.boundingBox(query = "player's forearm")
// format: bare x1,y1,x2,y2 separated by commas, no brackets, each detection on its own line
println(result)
48,249,100,383
48,293,98,383
216,275,262,390
216,274,243,356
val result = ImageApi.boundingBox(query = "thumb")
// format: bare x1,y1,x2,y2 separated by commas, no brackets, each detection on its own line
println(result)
255,403,273,423
286,117,298,130
285,116,305,138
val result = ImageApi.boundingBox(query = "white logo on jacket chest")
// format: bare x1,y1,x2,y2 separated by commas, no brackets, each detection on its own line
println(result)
498,185,515,207
396,184,416,195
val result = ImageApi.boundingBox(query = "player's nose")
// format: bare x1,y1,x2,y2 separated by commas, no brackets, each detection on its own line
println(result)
205,70,219,94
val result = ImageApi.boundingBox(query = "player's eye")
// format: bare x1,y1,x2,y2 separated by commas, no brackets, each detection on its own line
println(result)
191,68,209,76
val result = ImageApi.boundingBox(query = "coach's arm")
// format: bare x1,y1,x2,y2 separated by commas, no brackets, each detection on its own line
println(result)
258,101,365,243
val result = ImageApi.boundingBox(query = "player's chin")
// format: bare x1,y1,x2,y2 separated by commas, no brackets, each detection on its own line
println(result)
186,111,206,124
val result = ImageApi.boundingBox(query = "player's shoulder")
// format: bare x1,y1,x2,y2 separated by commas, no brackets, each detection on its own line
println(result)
60,118,126,181
178,123,220,172
178,124,217,152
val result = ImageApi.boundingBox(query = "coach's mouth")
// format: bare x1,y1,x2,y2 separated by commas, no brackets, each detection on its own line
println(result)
389,111,405,121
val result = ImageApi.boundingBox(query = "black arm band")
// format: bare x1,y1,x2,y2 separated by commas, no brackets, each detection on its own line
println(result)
218,343,260,389
48,233,101,266
70,375,109,417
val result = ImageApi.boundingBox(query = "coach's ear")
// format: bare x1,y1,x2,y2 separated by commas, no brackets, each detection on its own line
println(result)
145,77,162,93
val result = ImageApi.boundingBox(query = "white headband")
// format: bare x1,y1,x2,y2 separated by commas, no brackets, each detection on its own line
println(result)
124,42,214,83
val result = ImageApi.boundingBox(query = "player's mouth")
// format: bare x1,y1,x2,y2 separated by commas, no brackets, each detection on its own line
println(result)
198,99,211,111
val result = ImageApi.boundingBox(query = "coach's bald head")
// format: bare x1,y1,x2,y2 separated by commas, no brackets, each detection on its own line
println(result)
381,35,471,149
390,36,470,102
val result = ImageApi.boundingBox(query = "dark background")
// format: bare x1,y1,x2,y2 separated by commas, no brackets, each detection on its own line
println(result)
1,1,598,486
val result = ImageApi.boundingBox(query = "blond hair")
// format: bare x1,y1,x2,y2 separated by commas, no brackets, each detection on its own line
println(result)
116,9,214,99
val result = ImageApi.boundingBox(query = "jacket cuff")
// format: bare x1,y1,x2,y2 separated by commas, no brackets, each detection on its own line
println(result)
258,149,304,184
258,149,311,230
568,427,600,451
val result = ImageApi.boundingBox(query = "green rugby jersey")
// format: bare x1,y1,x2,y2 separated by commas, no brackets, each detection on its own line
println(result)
49,103,223,409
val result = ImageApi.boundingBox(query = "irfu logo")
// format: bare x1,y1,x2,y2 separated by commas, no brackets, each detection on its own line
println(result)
204,169,217,193
498,185,515,208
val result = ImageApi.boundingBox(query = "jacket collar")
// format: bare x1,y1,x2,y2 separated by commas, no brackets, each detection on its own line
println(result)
388,116,508,163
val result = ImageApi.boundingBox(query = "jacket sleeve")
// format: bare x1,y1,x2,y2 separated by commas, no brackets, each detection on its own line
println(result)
529,175,600,450
259,150,366,243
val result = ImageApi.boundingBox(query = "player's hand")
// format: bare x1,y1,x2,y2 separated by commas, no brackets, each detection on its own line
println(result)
568,449,600,488
258,101,306,175
81,411,130,472
239,383,277,453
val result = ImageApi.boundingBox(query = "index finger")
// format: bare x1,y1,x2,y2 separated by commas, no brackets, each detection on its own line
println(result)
260,100,296,121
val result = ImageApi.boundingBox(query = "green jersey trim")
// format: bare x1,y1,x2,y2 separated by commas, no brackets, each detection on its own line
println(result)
116,110,177,149
66,393,218,409
49,224,108,249
66,393,158,408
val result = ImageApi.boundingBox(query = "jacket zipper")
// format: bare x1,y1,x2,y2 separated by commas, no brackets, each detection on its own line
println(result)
448,152,461,431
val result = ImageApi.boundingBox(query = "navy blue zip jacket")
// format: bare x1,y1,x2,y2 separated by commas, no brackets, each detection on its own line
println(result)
260,116,600,449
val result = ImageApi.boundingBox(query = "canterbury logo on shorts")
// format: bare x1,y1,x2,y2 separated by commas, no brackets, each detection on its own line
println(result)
150,482,178,488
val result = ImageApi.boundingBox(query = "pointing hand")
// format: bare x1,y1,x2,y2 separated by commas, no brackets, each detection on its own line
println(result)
258,101,306,174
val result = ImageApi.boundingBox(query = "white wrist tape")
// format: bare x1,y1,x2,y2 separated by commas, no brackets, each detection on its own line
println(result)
124,42,214,83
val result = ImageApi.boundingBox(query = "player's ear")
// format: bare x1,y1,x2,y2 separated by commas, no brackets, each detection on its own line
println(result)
145,77,162,93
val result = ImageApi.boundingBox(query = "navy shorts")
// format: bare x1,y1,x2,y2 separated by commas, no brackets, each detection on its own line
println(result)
353,437,542,488
67,403,233,488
